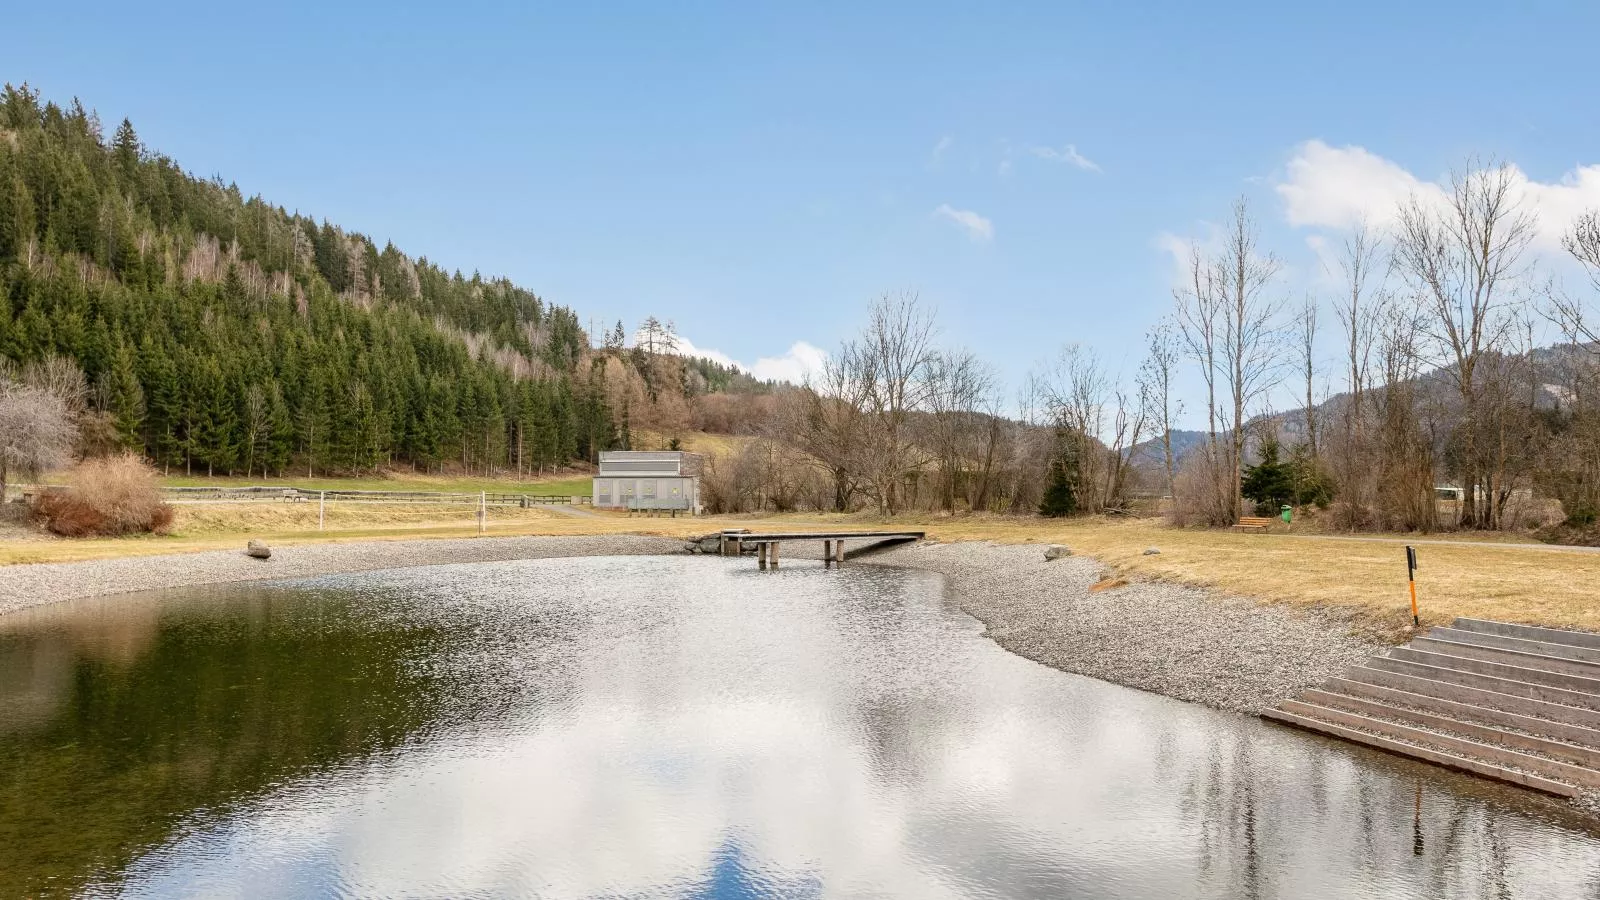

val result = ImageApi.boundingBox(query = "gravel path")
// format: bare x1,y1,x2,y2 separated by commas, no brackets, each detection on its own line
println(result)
0,535,682,617
870,540,1383,715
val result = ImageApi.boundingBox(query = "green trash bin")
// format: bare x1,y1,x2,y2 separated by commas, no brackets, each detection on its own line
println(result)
1280,505,1293,524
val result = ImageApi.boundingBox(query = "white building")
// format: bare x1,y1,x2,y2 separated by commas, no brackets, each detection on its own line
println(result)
592,451,703,513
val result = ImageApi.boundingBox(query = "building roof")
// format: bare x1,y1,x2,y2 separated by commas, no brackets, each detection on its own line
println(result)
596,450,704,477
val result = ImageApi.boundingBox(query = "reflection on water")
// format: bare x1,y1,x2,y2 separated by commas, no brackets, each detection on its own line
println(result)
3,556,1600,898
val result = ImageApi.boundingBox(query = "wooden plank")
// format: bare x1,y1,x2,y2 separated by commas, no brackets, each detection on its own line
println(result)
1261,709,1580,797
729,531,925,541
1412,636,1600,680
1453,618,1600,651
1328,675,1600,747
1277,700,1600,788
1431,627,1600,665
1344,659,1600,730
1301,688,1600,768
1366,656,1600,712
1392,647,1600,694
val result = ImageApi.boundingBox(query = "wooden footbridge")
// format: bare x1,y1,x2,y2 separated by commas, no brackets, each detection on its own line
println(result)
717,529,925,567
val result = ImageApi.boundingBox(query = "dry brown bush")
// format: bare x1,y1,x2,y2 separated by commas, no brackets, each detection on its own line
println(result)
31,454,174,537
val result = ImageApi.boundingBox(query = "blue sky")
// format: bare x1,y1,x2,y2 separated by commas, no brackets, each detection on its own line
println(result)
11,1,1600,422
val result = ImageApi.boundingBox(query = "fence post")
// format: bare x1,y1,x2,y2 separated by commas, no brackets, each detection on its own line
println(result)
319,491,325,532
1406,545,1420,627
479,490,486,534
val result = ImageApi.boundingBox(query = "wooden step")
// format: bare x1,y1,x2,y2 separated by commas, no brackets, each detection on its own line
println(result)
1429,626,1600,666
1452,617,1600,651
1365,656,1600,712
1262,707,1579,797
1275,699,1600,789
1389,647,1600,695
1301,688,1600,768
1411,635,1600,680
1327,675,1600,748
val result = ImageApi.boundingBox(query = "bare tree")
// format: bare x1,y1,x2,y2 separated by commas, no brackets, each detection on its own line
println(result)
1329,223,1389,527
243,385,270,479
1216,198,1287,520
1297,296,1320,460
0,369,77,502
796,339,873,511
924,348,998,512
856,292,939,514
1174,248,1232,523
1138,319,1184,510
1372,304,1436,531
1552,210,1600,346
1176,199,1286,523
1393,160,1536,528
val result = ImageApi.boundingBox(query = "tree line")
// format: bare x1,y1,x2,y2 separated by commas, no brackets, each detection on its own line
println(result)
658,164,1600,535
0,83,635,485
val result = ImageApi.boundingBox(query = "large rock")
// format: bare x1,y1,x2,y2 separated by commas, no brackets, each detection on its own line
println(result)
1043,544,1071,561
245,540,272,560
1143,547,1161,556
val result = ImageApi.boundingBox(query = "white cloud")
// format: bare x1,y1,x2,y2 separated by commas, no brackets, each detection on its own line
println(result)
933,204,994,242
749,341,828,384
1276,139,1600,250
927,135,953,170
1027,143,1101,173
632,329,826,386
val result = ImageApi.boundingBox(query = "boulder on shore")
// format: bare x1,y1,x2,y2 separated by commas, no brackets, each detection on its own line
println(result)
1142,547,1161,556
1043,544,1071,561
245,540,271,560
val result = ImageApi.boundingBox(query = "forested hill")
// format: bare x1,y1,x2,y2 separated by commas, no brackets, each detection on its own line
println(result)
0,83,623,477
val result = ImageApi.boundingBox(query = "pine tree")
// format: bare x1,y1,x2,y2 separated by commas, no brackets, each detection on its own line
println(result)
1241,435,1295,514
112,118,140,182
1038,454,1078,517
104,338,145,448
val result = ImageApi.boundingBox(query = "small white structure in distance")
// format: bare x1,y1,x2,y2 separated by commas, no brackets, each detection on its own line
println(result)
592,451,703,514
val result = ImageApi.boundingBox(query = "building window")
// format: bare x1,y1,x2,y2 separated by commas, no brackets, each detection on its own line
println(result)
642,480,657,499
597,480,612,503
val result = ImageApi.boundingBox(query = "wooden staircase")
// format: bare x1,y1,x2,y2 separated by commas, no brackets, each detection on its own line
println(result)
1263,618,1600,798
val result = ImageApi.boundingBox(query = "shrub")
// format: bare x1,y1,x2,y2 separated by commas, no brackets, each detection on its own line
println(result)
31,454,174,537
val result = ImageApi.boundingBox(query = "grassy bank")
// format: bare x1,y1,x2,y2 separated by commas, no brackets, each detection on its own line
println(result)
3,504,1598,636
156,472,593,496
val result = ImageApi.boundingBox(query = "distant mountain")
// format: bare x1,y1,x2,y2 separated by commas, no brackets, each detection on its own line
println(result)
1128,341,1600,484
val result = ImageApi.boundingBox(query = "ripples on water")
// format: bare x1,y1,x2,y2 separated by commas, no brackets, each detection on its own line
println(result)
3,556,1600,898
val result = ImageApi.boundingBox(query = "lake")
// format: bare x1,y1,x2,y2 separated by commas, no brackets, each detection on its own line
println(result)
3,555,1600,898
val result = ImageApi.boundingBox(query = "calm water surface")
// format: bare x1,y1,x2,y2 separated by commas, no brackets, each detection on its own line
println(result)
4,556,1600,898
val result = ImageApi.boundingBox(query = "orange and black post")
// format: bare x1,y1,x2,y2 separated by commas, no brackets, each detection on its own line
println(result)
1406,545,1420,627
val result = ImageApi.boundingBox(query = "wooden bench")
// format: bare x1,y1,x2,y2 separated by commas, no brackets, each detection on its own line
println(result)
1233,516,1274,532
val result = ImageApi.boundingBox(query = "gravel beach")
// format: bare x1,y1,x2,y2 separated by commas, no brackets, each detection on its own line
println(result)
0,535,683,617
871,540,1383,714
0,533,1379,715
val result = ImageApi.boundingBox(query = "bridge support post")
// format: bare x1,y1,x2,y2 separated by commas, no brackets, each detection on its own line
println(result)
834,540,844,564
770,542,779,568
823,540,832,566
758,543,768,567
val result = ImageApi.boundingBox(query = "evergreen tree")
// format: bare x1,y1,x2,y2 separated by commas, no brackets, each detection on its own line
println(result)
1038,454,1078,517
103,338,145,448
0,83,606,478
112,117,140,181
1241,435,1295,514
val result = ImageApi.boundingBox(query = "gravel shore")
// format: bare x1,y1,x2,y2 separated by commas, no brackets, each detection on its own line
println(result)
871,540,1383,714
0,533,1379,715
0,535,683,617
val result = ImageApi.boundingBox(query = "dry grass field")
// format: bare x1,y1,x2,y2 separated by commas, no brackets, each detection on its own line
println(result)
3,502,1598,636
